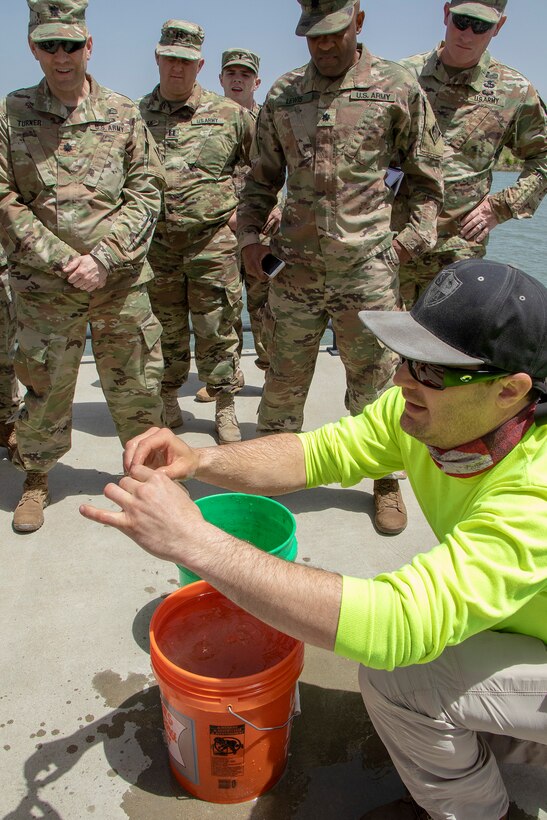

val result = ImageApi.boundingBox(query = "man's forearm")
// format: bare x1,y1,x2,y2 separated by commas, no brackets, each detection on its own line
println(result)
194,434,307,495
196,528,342,650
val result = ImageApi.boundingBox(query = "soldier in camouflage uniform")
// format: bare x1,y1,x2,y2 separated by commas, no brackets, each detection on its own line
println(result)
0,246,20,459
395,0,547,307
237,0,444,534
218,48,282,379
0,0,164,532
139,21,255,444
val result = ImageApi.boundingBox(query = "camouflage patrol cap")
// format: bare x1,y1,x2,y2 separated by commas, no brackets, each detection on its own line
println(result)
449,0,507,24
156,19,205,60
221,48,260,75
28,0,88,42
295,0,357,37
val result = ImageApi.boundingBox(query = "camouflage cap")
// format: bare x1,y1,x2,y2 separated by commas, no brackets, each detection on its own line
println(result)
156,19,204,60
221,48,260,74
28,0,88,42
295,0,357,37
449,0,507,24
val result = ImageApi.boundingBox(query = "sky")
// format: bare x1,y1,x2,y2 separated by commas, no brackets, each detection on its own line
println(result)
0,0,545,102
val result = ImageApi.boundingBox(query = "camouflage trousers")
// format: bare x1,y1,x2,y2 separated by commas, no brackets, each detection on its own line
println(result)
12,284,164,473
257,247,401,433
0,271,20,423
235,263,270,367
147,224,243,393
399,244,484,309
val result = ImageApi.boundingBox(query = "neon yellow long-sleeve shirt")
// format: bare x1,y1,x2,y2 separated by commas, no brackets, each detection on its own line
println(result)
299,387,547,670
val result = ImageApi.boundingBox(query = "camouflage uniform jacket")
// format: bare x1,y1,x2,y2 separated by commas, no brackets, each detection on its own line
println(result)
232,102,260,199
139,84,254,248
0,76,164,293
236,45,444,267
397,45,547,251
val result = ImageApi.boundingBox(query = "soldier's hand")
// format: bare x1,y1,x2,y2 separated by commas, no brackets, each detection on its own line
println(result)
227,211,238,234
460,198,499,242
63,254,108,292
392,239,411,265
262,206,282,237
123,426,200,480
242,243,270,278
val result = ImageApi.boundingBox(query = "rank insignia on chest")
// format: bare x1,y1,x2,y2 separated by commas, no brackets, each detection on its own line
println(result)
429,122,442,144
318,110,336,126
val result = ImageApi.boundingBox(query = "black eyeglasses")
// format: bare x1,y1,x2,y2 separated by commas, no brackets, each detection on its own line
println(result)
36,40,87,54
404,358,507,390
451,14,496,35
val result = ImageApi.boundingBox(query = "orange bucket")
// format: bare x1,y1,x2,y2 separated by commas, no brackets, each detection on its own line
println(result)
150,581,304,803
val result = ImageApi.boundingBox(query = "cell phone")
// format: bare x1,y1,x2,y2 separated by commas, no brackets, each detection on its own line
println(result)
261,253,285,278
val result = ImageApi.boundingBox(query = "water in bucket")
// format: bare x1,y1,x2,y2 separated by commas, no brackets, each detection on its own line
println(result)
150,582,304,804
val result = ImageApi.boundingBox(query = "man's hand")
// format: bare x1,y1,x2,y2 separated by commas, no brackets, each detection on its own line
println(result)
79,465,207,563
242,242,271,278
460,197,499,242
227,210,238,234
63,254,108,292
262,206,282,237
122,426,199,479
392,239,411,265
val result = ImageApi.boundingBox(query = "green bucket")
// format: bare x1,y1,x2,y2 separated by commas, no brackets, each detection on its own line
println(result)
177,493,298,586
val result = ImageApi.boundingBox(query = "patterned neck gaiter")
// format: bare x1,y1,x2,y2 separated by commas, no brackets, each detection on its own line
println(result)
426,402,537,477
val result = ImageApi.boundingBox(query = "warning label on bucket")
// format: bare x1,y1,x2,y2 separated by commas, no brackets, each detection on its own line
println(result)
210,724,245,776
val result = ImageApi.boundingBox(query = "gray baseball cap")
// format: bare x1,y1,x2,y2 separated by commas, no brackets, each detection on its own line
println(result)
295,0,356,37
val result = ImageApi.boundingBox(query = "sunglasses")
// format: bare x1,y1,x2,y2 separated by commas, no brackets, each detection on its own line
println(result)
36,40,87,54
404,358,507,390
451,14,496,34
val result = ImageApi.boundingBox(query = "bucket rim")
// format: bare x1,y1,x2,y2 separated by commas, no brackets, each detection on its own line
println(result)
150,582,305,689
194,492,296,537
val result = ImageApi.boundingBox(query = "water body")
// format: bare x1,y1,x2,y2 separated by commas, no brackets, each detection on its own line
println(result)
487,172,547,288
241,171,547,349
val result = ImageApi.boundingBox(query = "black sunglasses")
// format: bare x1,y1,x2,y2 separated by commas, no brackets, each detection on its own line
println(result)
36,40,87,54
404,358,507,390
451,14,496,34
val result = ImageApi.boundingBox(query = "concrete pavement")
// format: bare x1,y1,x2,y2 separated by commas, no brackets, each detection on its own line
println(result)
0,348,545,820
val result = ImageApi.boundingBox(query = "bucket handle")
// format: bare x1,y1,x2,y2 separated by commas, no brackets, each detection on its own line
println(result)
227,683,301,732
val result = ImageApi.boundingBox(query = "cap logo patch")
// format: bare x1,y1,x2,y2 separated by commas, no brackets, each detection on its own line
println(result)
423,269,462,307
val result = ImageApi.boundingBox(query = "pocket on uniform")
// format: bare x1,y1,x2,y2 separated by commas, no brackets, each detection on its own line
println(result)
14,324,53,397
190,124,234,179
344,103,392,167
140,314,164,390
83,131,126,201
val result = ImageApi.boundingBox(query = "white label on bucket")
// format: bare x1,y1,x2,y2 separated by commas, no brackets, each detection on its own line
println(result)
161,697,199,785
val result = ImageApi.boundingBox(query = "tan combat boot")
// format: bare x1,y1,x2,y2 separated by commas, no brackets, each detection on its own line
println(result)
215,393,241,445
0,421,17,461
195,370,244,403
372,478,408,535
161,390,183,429
13,472,50,533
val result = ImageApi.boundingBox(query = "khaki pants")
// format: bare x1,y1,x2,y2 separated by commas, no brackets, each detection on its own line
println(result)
359,630,547,819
